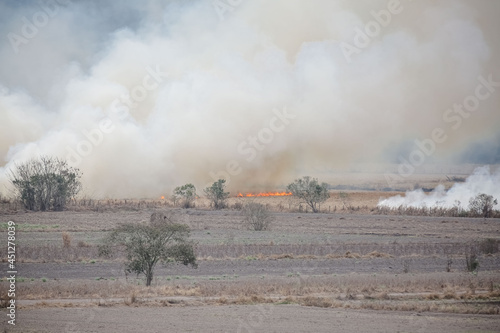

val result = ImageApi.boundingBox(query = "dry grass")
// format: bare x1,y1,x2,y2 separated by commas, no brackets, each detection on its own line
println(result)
0,191,389,215
376,205,500,218
9,255,499,314
62,232,72,248
16,277,500,315
12,272,499,301
12,244,99,262
3,190,499,218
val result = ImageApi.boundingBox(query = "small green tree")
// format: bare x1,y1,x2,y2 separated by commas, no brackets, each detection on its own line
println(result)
9,156,82,211
468,193,498,218
204,179,229,210
99,217,197,286
286,176,329,213
173,183,197,208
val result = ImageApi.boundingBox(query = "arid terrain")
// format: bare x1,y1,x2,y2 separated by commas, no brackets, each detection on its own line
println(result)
1,191,499,332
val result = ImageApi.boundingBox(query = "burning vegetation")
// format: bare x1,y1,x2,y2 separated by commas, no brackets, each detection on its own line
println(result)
237,192,292,197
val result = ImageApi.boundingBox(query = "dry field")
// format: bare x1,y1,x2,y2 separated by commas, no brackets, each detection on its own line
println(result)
1,191,499,332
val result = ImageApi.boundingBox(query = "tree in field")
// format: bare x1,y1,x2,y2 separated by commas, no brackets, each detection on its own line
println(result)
204,179,229,210
99,215,197,287
243,202,273,231
286,176,329,213
173,183,197,208
468,193,498,218
9,156,82,211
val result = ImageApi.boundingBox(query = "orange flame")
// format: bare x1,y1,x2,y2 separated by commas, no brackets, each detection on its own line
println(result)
160,196,165,200
237,192,292,197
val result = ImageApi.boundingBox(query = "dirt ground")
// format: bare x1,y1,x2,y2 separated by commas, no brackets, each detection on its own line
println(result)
6,256,500,280
4,305,500,333
1,191,499,332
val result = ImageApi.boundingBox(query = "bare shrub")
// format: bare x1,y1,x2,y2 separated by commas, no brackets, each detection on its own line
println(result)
479,238,499,254
125,291,138,306
77,240,91,248
468,193,498,218
150,211,174,227
446,257,453,272
62,232,72,248
9,156,82,211
232,201,243,210
170,195,178,206
0,291,11,308
465,244,479,272
403,259,411,273
243,202,273,231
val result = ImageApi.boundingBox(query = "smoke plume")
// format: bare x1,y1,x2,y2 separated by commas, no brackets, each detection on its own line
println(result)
0,0,499,197
378,166,500,209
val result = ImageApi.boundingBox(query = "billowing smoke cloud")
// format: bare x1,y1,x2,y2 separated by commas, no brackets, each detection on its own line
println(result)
378,166,500,209
0,0,499,197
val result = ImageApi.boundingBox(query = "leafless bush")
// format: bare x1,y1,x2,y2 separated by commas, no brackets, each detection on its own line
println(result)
469,193,498,218
242,202,274,231
124,291,138,306
446,257,453,272
178,200,195,209
0,291,11,308
150,211,174,227
479,238,499,254
77,240,91,248
231,201,243,210
9,156,82,211
62,232,72,248
402,259,411,273
465,244,479,272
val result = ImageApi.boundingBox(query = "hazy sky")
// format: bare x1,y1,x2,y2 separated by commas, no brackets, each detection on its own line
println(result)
0,0,499,197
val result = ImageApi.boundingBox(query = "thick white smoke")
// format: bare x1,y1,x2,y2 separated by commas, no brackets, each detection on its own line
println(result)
378,166,500,209
0,0,499,198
